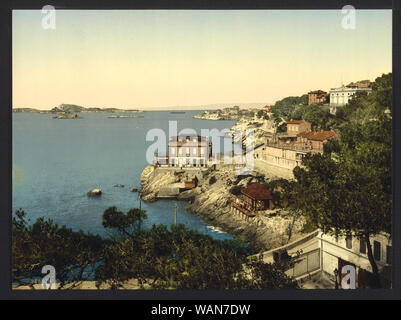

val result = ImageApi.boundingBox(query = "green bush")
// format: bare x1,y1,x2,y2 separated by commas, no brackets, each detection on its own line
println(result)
229,185,242,195
209,176,217,185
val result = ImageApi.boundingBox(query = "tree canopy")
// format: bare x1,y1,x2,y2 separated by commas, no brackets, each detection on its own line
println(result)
13,208,298,290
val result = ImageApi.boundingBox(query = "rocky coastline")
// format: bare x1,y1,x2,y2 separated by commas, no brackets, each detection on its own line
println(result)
140,164,305,251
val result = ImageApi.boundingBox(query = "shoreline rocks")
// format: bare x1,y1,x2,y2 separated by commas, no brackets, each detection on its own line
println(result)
140,165,305,251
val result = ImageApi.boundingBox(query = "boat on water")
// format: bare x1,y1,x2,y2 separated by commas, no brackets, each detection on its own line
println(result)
107,115,144,119
207,225,227,234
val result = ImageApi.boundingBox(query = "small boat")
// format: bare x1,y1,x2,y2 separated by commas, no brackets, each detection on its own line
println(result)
113,184,125,188
130,187,138,192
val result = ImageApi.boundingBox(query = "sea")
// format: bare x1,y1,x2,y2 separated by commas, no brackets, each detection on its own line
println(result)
12,110,237,241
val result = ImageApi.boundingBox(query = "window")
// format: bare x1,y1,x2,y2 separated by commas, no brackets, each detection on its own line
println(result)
170,148,175,155
178,148,182,155
387,246,392,265
346,234,352,249
374,241,381,261
360,238,367,254
193,148,197,155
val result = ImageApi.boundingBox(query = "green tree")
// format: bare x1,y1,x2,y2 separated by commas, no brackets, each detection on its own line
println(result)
271,94,308,121
12,210,104,288
102,206,147,237
335,73,392,124
291,117,391,287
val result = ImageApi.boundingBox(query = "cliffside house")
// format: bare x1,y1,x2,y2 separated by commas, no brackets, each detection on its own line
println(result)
308,90,329,105
329,80,372,113
231,183,274,220
154,135,212,168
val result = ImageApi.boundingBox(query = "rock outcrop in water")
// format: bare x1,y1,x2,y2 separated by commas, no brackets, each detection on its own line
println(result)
53,113,82,119
87,188,102,196
140,165,305,251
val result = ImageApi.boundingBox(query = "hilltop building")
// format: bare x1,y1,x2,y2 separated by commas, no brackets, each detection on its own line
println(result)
308,90,329,105
329,80,372,112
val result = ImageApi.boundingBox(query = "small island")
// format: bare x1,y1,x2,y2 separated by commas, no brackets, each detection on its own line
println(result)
53,113,82,119
13,103,143,114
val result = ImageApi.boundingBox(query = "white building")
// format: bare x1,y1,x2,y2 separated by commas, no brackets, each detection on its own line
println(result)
318,232,391,288
329,85,372,113
258,230,392,288
154,135,211,168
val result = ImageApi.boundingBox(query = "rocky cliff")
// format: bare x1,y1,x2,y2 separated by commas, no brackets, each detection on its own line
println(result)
140,165,305,251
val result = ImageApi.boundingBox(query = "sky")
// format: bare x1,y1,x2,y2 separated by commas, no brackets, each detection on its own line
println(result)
12,10,392,110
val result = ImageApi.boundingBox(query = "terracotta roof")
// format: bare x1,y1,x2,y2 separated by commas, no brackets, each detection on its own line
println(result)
184,181,196,189
308,90,327,94
241,183,273,200
297,131,339,141
287,119,308,125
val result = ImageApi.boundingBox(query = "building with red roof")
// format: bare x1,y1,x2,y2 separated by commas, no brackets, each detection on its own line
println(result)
308,90,329,105
231,183,274,220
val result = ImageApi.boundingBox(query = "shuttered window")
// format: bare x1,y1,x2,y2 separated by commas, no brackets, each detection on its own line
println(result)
387,246,392,265
360,239,367,254
374,241,381,261
346,235,352,249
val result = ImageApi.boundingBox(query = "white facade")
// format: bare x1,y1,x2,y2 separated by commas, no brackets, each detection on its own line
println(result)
168,135,210,168
329,86,372,107
319,232,391,272
258,230,392,288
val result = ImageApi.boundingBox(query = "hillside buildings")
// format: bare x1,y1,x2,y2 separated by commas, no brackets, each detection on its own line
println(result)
308,90,329,105
286,120,312,137
260,120,339,170
296,130,339,151
261,105,273,118
329,80,372,111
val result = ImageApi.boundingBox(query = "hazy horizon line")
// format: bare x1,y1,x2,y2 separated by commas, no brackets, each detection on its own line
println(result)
12,102,273,111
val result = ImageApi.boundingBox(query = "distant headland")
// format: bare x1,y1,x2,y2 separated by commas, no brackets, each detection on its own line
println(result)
13,104,143,114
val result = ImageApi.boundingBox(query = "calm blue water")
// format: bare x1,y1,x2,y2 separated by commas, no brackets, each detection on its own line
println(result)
12,111,236,240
